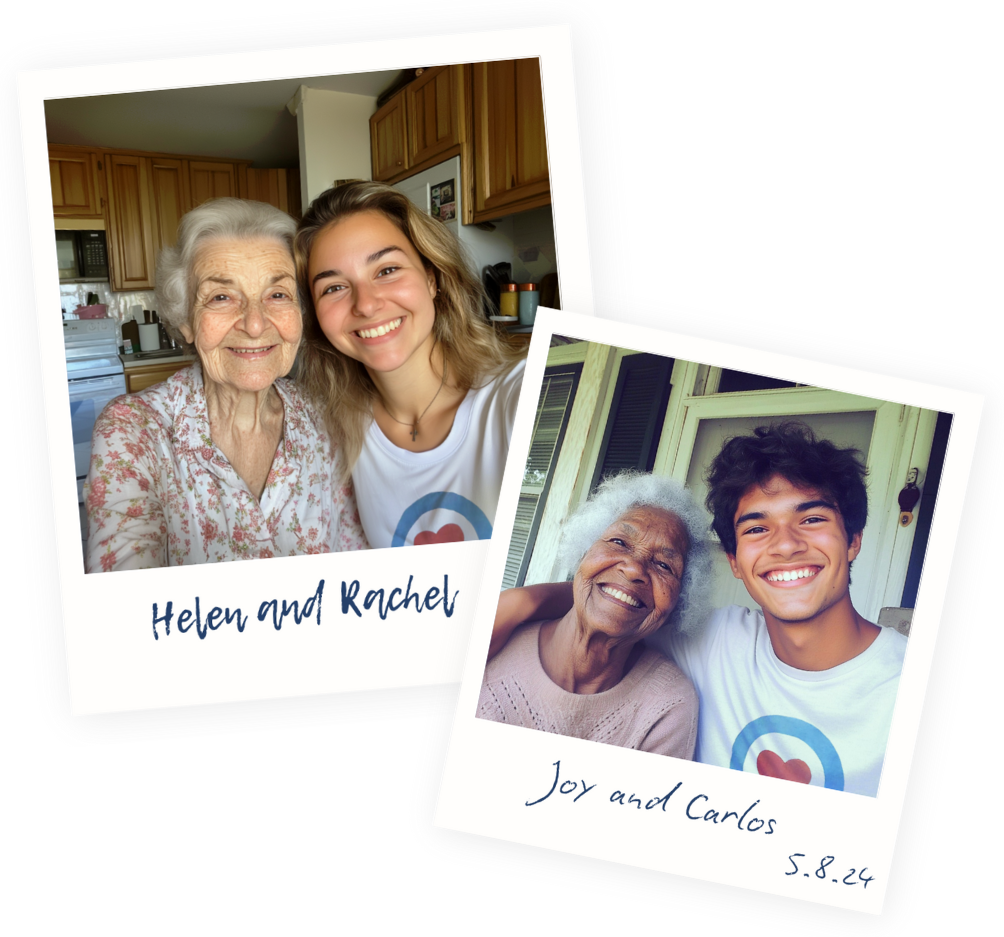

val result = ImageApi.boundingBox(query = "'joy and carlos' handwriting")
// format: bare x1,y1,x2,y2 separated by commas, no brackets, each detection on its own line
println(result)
150,575,459,640
527,759,777,834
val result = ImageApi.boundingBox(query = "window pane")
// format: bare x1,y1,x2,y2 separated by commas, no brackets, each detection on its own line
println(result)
502,366,580,588
717,369,802,393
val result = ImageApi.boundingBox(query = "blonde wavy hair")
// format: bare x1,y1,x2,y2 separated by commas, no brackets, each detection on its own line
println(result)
294,181,525,478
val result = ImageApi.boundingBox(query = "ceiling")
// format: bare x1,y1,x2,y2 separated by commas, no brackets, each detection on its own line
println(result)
44,70,403,168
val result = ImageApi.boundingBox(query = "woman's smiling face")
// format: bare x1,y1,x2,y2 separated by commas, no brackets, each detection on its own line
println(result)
573,506,689,643
308,210,438,375
181,237,301,394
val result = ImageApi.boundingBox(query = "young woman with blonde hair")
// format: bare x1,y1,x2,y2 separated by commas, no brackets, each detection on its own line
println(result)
295,181,526,549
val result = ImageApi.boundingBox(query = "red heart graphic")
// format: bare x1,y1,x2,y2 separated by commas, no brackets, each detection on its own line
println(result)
414,523,465,546
756,750,812,784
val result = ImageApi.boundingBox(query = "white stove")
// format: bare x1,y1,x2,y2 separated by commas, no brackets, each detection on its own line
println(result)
64,319,126,502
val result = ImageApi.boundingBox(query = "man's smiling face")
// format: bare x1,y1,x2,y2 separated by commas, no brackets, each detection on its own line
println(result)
727,474,862,627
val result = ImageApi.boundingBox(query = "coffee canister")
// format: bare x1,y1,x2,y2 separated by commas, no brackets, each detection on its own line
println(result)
517,282,539,325
499,283,519,319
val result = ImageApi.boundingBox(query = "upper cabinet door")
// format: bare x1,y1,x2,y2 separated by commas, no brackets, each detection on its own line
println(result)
406,64,463,168
49,146,103,218
189,161,238,206
243,167,302,219
471,59,551,222
244,167,291,213
147,157,191,258
104,154,156,291
370,93,409,182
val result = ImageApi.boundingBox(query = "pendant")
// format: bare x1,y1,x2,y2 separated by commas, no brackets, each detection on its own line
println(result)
410,424,419,442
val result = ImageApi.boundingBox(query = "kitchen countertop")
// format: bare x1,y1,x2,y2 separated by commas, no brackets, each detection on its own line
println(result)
119,350,196,368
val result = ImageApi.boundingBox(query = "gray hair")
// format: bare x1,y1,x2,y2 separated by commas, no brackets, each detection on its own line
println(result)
155,198,297,343
556,471,714,637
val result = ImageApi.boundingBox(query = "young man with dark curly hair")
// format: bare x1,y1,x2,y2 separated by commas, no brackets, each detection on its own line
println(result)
492,423,907,797
660,422,907,797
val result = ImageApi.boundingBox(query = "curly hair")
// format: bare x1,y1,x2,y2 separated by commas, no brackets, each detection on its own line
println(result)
155,198,297,347
293,181,525,477
705,421,868,555
556,471,714,637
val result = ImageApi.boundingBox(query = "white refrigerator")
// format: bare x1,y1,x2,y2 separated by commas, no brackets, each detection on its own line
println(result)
392,156,515,281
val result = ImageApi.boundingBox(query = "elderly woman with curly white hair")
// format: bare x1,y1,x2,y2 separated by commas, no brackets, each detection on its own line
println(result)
84,198,367,573
478,471,713,759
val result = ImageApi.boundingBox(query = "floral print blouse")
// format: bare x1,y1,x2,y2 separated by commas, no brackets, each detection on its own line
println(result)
84,363,367,573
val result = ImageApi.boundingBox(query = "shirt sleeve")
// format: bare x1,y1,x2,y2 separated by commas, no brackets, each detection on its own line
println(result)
84,397,169,573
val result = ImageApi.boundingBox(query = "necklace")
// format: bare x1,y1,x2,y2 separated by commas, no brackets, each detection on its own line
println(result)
383,363,447,442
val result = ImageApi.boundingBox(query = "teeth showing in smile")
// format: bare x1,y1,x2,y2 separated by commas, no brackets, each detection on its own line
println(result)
600,585,642,607
229,346,273,355
356,317,403,339
765,567,819,583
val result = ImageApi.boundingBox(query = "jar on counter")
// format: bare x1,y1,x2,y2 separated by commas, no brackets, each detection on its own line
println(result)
499,283,519,319
517,282,540,326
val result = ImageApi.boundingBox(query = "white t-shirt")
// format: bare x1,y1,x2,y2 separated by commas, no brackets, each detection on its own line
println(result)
655,605,908,797
352,360,525,548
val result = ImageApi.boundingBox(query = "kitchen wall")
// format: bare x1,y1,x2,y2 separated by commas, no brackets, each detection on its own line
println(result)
511,205,558,285
61,281,157,344
290,86,377,206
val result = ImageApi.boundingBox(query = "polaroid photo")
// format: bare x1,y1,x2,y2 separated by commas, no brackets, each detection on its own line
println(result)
21,29,594,715
436,307,981,913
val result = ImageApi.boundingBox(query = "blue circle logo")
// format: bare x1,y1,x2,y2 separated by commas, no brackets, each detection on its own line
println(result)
391,491,493,547
729,715,844,790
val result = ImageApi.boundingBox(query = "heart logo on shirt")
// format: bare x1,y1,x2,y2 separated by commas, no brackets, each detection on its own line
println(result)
414,524,465,546
756,750,812,784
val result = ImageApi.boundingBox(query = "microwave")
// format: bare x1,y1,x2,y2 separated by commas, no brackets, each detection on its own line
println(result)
56,229,109,282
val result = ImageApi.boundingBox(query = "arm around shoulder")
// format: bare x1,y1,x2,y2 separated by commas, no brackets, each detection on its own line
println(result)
489,581,574,660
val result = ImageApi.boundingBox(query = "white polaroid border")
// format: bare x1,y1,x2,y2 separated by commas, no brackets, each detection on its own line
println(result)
436,307,982,913
19,27,593,714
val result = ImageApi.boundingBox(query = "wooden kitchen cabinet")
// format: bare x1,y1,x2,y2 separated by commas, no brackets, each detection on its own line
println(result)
371,66,465,184
147,157,190,258
104,154,157,291
189,160,239,206
470,59,550,222
49,141,277,291
370,60,550,223
124,360,193,394
107,154,187,290
242,167,302,218
371,93,409,182
49,146,104,218
406,64,464,169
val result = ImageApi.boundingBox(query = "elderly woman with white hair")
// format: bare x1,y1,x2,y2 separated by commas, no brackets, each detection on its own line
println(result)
478,471,712,758
84,198,366,573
